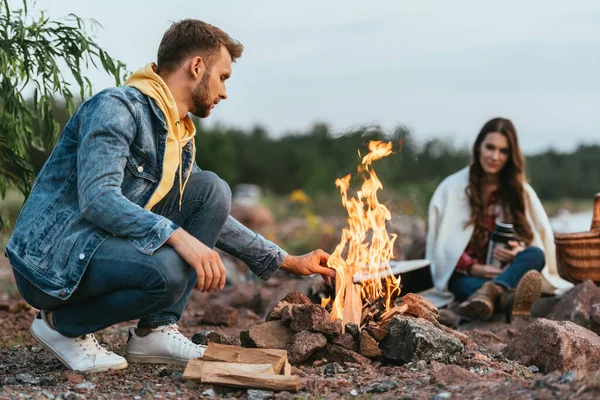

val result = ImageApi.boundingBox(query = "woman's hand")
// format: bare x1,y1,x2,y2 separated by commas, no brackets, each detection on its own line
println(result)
470,263,503,278
493,240,525,264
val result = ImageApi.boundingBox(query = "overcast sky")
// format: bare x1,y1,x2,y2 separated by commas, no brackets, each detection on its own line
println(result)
31,0,600,153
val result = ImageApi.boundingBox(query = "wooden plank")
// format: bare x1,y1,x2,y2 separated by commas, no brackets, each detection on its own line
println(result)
342,275,362,327
183,361,274,381
380,304,408,321
202,343,288,374
200,371,299,392
283,358,292,376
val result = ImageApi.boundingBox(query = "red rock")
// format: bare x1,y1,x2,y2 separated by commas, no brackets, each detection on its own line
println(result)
201,303,239,327
430,361,480,385
290,305,342,336
548,280,600,328
331,333,358,352
321,344,372,366
67,373,83,384
504,318,600,372
240,320,295,349
359,330,381,359
364,326,386,341
286,331,327,364
265,291,313,321
399,293,439,323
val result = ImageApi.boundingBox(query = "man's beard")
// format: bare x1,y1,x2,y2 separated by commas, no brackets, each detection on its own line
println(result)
191,72,213,118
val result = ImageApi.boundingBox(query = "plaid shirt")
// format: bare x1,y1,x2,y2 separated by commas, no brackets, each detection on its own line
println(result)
455,190,501,275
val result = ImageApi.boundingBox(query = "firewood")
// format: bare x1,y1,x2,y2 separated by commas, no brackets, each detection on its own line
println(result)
380,304,408,321
342,275,362,327
183,360,299,392
202,343,289,375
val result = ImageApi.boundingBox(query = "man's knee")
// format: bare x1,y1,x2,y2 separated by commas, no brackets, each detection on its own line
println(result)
147,249,190,305
189,171,231,216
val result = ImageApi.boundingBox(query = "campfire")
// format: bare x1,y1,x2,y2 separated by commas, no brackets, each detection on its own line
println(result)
322,140,405,329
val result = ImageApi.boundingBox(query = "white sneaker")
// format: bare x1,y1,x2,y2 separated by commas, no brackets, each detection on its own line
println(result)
125,324,206,366
30,311,128,372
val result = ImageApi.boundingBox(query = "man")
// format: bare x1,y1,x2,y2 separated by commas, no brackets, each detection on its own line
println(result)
5,19,335,373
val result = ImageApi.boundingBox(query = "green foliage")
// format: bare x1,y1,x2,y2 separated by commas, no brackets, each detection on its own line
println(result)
0,0,127,229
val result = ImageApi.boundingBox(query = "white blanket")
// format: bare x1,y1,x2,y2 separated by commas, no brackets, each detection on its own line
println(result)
425,167,573,302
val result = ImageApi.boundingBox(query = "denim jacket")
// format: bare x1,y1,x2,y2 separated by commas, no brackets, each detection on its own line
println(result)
5,87,287,300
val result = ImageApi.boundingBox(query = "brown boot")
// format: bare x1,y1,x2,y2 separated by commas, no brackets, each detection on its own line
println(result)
502,270,542,323
458,281,502,321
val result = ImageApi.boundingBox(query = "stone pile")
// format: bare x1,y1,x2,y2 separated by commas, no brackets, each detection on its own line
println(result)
235,291,466,366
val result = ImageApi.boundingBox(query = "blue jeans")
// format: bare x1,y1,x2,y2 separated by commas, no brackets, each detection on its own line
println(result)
448,246,545,302
13,171,232,337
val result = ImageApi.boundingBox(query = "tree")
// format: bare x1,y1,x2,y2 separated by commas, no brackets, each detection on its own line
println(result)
0,0,127,229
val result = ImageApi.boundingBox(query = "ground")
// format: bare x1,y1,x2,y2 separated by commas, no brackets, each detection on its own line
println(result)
0,257,599,400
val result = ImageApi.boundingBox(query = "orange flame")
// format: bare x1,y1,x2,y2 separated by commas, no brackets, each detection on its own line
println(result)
326,141,401,325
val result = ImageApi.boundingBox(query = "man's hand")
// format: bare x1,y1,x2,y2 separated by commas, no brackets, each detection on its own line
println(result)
167,228,226,292
470,263,502,279
493,240,525,264
280,249,336,285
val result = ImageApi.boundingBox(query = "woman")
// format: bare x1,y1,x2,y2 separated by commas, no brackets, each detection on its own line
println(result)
425,117,573,321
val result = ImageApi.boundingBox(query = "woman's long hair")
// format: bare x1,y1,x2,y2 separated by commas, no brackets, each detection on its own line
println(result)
465,117,534,249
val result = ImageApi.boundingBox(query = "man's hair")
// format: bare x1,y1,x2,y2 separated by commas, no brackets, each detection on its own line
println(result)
157,19,243,75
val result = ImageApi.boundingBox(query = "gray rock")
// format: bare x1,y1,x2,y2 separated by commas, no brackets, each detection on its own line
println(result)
366,380,398,393
41,391,55,400
73,381,96,393
548,280,600,328
531,296,561,319
16,373,40,385
350,389,358,397
247,389,275,400
528,365,540,373
39,376,58,386
558,371,578,384
345,323,360,342
433,393,452,400
191,330,233,346
202,389,217,398
379,316,464,364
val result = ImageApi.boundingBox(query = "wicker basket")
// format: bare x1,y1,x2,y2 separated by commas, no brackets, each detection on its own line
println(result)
554,193,600,284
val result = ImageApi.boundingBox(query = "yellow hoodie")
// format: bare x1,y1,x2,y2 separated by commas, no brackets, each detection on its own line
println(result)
125,63,196,211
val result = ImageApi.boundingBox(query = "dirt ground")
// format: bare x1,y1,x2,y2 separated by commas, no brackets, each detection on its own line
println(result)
1,257,599,400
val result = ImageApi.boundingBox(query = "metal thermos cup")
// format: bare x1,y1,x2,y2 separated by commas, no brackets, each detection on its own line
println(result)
485,221,516,268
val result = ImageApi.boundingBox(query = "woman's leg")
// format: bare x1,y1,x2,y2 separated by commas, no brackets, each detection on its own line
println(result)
448,272,489,302
493,246,545,290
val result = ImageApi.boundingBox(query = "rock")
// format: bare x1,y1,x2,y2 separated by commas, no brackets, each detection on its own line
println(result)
528,365,540,373
192,330,233,346
286,331,327,364
247,389,275,400
202,303,239,327
280,305,294,323
67,374,84,384
504,318,600,372
379,316,464,364
240,320,295,349
359,330,381,359
73,382,96,393
433,393,452,400
345,323,360,341
39,376,58,386
331,333,358,352
228,286,262,312
202,389,217,397
399,293,439,324
366,380,398,393
548,280,600,328
16,373,39,385
440,325,476,350
265,291,312,321
430,361,480,385
531,296,562,318
350,389,358,396
320,344,372,366
364,326,386,341
290,305,342,336
590,303,600,335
